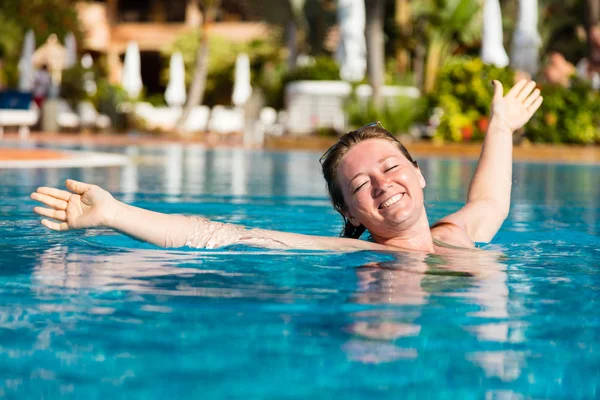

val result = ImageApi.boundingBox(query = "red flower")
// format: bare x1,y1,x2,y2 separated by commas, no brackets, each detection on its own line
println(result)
461,125,474,141
476,116,489,133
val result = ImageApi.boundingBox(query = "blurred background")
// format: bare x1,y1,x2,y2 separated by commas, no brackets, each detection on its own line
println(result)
1,0,599,145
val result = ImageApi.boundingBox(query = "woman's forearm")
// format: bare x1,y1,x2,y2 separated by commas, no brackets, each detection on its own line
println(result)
467,117,513,216
106,201,203,247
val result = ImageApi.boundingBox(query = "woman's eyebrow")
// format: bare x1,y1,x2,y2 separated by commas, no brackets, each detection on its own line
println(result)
378,156,398,164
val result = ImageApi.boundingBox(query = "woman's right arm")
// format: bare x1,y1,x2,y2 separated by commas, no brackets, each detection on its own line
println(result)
31,179,383,252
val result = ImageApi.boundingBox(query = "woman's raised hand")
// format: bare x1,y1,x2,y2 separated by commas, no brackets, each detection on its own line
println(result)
491,79,543,132
31,179,117,231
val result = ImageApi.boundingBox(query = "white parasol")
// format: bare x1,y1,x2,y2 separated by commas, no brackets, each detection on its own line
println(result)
481,0,509,68
18,30,36,91
510,0,542,75
336,0,367,82
232,53,252,107
165,52,187,107
121,41,143,99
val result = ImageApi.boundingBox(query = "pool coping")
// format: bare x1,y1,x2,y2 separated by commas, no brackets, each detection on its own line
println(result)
0,148,130,169
1,132,599,166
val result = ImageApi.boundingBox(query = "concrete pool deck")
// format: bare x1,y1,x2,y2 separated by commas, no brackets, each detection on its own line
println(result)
0,132,599,168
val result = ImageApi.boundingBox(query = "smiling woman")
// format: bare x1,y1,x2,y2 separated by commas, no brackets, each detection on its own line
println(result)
30,80,543,254
317,79,542,252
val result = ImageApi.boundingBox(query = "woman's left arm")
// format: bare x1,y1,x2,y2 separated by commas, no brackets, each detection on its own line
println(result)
436,79,543,242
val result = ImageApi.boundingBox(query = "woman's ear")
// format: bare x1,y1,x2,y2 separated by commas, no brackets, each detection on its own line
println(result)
416,167,426,189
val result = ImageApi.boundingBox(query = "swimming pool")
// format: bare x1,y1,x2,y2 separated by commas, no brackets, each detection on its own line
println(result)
1,142,599,398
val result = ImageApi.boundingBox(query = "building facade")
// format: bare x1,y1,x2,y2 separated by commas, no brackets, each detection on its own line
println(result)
76,0,268,93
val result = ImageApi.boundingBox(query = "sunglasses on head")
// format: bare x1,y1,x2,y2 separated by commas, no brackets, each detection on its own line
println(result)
355,121,384,132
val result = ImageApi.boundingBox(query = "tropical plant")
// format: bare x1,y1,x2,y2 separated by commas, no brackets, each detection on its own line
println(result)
412,0,482,93
90,79,129,131
429,57,514,142
537,0,586,63
283,55,340,81
526,77,600,144
0,0,84,88
175,0,221,134
346,95,426,136
366,0,386,108
60,64,88,108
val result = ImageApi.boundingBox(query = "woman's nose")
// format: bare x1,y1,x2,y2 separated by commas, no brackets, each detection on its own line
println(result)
372,175,392,196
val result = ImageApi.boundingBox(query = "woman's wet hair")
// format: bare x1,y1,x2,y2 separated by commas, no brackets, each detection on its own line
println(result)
320,125,418,239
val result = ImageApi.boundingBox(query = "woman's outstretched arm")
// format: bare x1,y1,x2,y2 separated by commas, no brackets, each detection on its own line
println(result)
31,179,384,252
436,79,543,242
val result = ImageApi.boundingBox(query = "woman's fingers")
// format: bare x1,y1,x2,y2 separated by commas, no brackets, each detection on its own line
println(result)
30,192,68,210
33,206,67,221
517,81,538,101
506,79,528,98
527,96,544,114
41,219,70,231
524,88,541,108
36,186,72,201
65,179,92,195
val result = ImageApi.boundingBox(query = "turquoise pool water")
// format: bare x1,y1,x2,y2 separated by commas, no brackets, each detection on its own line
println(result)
1,143,599,398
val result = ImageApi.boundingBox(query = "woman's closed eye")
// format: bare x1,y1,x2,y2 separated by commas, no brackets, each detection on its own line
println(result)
384,165,398,172
353,182,368,194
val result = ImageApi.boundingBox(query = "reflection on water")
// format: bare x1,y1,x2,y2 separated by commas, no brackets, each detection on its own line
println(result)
31,237,519,379
0,143,599,397
342,249,514,367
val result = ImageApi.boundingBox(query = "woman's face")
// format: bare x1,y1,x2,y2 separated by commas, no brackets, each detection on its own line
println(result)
338,139,426,237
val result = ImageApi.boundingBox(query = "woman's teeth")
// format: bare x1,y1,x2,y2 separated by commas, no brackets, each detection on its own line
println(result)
380,193,404,209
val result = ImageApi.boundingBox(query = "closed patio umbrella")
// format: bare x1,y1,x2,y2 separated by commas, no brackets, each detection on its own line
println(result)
18,30,36,91
121,41,143,99
165,52,186,107
511,0,541,75
336,0,367,82
481,0,509,68
232,53,252,107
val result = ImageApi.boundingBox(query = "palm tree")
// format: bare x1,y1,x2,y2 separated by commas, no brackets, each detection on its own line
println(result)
365,0,386,109
395,0,412,74
175,0,221,134
587,0,600,58
412,0,480,93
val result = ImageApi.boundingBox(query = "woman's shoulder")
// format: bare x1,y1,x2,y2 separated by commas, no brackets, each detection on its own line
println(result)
430,221,476,250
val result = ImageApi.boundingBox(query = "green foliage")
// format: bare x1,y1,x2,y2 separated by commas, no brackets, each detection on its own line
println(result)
266,56,341,109
0,0,84,87
60,65,88,109
346,95,427,136
143,93,168,107
0,14,23,87
257,61,288,109
526,78,600,144
163,32,283,106
429,57,514,142
413,0,482,45
412,0,482,92
385,58,415,86
90,79,128,131
283,56,340,82
534,0,586,64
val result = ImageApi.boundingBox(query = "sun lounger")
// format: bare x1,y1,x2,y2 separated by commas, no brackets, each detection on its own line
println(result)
56,99,80,130
208,106,244,134
78,101,111,130
0,91,40,139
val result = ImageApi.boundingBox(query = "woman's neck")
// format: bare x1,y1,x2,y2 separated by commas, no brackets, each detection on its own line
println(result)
371,208,436,253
